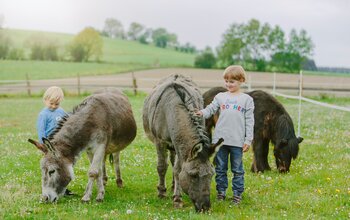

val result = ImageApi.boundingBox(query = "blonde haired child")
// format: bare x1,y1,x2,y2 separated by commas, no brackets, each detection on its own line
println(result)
37,86,66,143
196,65,254,204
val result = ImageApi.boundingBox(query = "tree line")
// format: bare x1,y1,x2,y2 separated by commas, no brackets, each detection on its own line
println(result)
195,19,315,73
1,15,317,73
101,18,196,53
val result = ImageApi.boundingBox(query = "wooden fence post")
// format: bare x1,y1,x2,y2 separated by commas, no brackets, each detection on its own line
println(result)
26,73,31,96
132,72,137,96
77,73,81,96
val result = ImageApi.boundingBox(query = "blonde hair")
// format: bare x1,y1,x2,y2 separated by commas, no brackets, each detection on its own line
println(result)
223,65,246,82
43,86,64,103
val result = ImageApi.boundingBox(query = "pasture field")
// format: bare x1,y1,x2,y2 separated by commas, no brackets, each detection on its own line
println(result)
0,29,195,81
0,93,349,219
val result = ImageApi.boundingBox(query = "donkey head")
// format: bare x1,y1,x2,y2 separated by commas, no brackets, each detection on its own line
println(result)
28,138,74,202
274,137,303,173
179,138,223,212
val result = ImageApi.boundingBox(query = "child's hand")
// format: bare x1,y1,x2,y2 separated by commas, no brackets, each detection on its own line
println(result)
243,144,250,152
194,109,203,116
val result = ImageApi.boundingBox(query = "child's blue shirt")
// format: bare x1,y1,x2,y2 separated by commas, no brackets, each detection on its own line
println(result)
36,107,66,143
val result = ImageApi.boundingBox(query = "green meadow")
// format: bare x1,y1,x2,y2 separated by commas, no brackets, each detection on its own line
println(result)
0,92,349,219
0,29,195,80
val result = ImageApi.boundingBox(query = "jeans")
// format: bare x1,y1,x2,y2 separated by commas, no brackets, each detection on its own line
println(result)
214,145,244,197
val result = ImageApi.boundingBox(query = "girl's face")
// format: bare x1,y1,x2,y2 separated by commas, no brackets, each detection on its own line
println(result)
224,78,241,93
45,99,60,111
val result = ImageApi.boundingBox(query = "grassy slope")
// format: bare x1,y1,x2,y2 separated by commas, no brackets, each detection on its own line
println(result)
0,29,195,80
0,94,349,219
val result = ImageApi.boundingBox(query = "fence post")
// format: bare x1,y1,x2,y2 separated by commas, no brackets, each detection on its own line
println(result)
132,72,138,96
77,73,81,96
26,73,31,96
297,70,303,137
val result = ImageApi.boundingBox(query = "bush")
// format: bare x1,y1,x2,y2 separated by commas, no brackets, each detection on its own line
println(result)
7,48,25,60
194,51,216,69
0,34,11,59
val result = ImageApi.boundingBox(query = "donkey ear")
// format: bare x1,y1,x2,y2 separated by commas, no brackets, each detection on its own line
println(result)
209,138,224,156
190,143,203,160
28,138,48,153
297,137,303,144
42,137,56,153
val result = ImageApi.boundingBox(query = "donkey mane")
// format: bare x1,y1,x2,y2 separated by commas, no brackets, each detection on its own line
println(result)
276,114,296,140
172,83,210,148
47,97,93,141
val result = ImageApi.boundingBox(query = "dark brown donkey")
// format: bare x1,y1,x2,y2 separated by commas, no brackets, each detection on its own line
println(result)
28,88,136,202
203,87,303,173
143,74,223,212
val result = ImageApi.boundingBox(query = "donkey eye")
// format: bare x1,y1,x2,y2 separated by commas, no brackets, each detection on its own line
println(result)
48,170,55,176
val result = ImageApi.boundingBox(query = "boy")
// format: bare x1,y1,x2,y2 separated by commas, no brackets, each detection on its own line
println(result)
37,86,66,143
36,86,74,196
195,65,254,204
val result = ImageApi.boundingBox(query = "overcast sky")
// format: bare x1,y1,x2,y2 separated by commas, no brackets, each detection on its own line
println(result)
1,0,349,68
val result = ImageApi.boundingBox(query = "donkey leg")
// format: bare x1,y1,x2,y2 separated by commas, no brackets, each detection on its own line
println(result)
103,155,108,186
156,142,168,198
169,149,176,191
83,144,106,202
251,139,269,173
82,152,95,202
172,156,183,208
113,151,123,188
262,140,271,171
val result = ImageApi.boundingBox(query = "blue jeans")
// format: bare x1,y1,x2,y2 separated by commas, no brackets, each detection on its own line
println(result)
214,145,244,197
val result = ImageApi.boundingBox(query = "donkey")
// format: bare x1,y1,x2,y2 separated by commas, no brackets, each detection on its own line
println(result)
203,87,303,173
143,74,223,212
28,88,137,202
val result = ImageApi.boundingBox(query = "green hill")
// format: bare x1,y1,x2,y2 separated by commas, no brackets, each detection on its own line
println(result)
0,29,195,80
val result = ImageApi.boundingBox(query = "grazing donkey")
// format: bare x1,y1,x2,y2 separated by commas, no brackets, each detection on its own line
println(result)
28,88,136,202
143,74,223,212
203,87,303,173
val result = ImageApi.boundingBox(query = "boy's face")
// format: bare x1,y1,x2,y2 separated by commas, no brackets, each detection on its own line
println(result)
224,78,241,93
45,99,60,111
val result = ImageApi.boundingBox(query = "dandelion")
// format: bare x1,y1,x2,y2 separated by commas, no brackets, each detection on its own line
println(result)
326,177,331,181
335,189,340,193
317,189,322,194
126,209,132,214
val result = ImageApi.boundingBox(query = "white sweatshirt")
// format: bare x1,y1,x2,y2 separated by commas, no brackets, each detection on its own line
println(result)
201,92,255,147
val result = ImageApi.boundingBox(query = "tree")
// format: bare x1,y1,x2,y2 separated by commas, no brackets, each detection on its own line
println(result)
102,18,125,39
194,47,216,69
25,34,59,61
217,19,314,73
0,33,11,59
271,29,314,72
68,27,103,62
216,23,245,67
127,22,145,41
152,28,178,48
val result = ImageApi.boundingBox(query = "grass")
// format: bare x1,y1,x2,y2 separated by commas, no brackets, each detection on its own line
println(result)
0,29,195,81
0,92,349,219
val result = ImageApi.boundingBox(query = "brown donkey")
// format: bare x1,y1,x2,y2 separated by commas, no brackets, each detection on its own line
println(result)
28,88,136,202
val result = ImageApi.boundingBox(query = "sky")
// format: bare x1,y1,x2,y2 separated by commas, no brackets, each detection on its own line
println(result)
1,0,349,68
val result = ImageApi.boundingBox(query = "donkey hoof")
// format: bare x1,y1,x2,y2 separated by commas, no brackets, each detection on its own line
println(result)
96,197,104,202
173,201,184,208
116,179,123,188
81,197,91,203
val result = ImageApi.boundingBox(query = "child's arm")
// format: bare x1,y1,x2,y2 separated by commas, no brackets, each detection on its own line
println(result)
37,114,46,143
244,98,255,149
196,95,221,119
